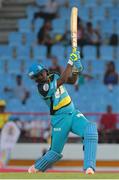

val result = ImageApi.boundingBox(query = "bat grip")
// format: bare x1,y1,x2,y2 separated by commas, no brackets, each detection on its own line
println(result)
72,47,77,53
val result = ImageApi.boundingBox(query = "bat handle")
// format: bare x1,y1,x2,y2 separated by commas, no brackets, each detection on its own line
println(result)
72,47,77,53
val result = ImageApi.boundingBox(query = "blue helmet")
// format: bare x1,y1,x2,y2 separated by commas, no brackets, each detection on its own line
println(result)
28,63,45,78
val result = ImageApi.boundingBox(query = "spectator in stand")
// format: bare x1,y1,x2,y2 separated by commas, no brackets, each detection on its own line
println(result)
77,17,87,58
85,22,101,57
99,105,118,143
109,33,118,46
0,117,20,168
99,105,117,131
37,21,53,57
85,22,101,46
33,0,68,22
104,61,118,90
0,99,11,168
49,56,63,74
4,75,30,105
34,0,59,21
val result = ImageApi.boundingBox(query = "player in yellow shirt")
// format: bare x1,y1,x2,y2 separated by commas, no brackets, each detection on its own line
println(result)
0,100,10,131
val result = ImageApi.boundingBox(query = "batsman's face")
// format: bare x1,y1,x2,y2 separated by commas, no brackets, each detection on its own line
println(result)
32,70,48,83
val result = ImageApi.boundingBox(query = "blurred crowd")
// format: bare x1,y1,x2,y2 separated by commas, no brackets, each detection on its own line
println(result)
32,0,119,91
0,99,119,143
0,0,119,144
32,0,118,58
35,17,118,58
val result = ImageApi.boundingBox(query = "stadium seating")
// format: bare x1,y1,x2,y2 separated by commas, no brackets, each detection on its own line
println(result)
0,0,119,115
108,7,119,21
16,44,31,58
100,45,114,60
34,18,44,34
83,46,97,59
26,6,39,20
9,32,36,46
52,19,67,34
101,20,115,35
9,32,23,46
116,21,119,35
51,45,65,57
8,57,22,74
84,0,97,7
101,0,113,7
0,45,13,58
92,60,105,75
69,0,90,8
91,7,106,20
78,7,90,21
36,0,48,6
32,45,47,59
6,98,24,112
59,7,70,20
18,19,32,33
24,32,36,45
58,56,67,67
0,59,6,74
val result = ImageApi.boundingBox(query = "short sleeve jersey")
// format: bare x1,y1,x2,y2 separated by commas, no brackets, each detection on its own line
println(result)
37,73,75,115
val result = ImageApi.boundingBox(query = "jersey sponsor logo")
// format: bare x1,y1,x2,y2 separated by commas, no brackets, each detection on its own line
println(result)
53,128,61,131
43,83,49,91
55,86,65,98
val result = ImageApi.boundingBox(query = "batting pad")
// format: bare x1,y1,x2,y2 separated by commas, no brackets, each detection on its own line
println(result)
35,149,62,172
83,122,98,171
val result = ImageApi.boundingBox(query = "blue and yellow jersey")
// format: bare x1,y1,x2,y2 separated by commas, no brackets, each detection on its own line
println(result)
37,73,75,115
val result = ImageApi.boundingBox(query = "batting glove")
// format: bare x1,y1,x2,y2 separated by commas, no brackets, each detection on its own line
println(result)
70,51,80,62
68,51,83,72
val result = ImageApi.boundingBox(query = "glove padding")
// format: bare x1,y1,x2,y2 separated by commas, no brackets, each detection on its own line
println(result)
69,51,80,62
69,51,83,72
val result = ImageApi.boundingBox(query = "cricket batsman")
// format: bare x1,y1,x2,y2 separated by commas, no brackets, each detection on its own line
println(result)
28,50,98,174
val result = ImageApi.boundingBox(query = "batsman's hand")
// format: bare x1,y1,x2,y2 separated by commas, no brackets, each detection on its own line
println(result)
69,50,83,72
69,50,80,62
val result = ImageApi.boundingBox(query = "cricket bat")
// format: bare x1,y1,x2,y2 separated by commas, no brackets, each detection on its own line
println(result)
70,7,82,73
70,7,78,53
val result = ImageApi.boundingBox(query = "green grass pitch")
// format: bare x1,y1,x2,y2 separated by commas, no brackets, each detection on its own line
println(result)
0,172,119,179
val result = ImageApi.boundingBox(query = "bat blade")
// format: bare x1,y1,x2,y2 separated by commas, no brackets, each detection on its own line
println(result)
71,7,78,52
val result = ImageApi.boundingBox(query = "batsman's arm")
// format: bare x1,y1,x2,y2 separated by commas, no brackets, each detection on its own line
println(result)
67,66,81,84
66,73,78,84
57,64,73,88
57,51,83,87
